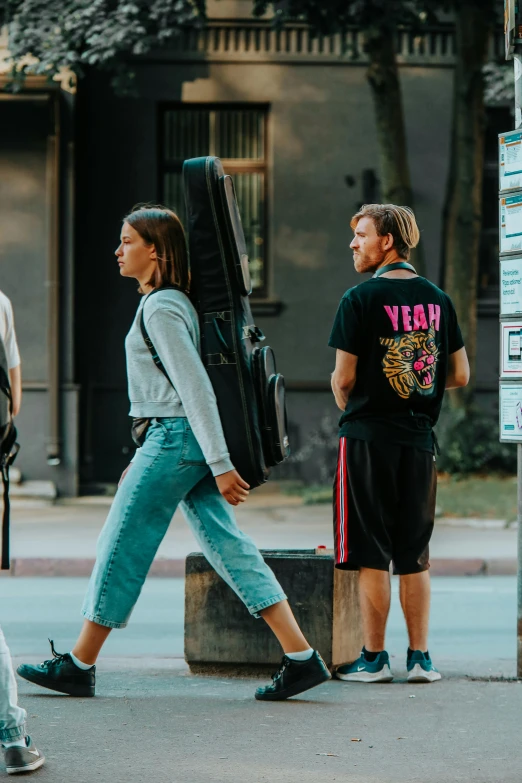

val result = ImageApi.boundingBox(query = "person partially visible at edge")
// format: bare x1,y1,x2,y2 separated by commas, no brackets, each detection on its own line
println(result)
0,291,45,774
16,206,330,701
329,204,469,684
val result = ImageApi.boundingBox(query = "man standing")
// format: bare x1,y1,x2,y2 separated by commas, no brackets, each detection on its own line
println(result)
329,204,469,684
0,289,45,773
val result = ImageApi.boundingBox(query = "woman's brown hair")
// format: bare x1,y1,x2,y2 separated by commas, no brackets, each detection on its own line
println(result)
124,204,190,293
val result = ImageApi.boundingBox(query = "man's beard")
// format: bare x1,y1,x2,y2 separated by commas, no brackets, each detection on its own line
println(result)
354,252,384,274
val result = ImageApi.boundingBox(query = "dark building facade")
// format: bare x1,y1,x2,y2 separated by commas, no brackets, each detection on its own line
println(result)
0,5,506,493
0,76,77,495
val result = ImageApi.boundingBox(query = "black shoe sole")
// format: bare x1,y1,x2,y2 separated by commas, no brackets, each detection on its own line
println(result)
17,668,95,698
255,668,332,701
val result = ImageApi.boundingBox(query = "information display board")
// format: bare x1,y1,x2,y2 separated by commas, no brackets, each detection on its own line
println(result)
499,131,522,191
500,192,522,253
501,257,522,314
500,383,522,441
501,320,522,377
499,130,522,443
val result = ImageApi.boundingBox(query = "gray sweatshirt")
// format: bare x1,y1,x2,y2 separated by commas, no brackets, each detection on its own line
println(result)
126,288,234,477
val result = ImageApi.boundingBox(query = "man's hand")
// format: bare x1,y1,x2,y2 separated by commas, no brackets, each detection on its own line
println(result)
118,464,132,486
215,470,250,506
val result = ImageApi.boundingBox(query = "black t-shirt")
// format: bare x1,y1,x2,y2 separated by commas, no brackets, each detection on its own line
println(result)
328,276,464,451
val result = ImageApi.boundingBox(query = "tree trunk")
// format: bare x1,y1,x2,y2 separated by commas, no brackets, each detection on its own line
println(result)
365,28,425,275
442,1,493,408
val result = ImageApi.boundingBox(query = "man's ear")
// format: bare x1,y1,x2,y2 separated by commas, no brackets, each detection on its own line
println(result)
382,233,394,251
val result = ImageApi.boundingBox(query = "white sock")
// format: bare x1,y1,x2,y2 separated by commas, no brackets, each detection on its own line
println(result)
3,737,27,749
286,648,314,661
70,651,94,670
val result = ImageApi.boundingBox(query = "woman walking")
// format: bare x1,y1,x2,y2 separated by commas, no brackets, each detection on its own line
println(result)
17,206,330,701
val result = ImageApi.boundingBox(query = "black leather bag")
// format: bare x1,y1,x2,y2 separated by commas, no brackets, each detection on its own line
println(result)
130,417,152,448
183,156,290,488
0,337,19,571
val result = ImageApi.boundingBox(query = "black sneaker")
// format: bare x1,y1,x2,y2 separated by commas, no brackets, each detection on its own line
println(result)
17,640,95,697
3,736,45,775
255,650,331,701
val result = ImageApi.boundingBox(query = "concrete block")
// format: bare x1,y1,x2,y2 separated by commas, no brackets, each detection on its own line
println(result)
184,549,363,673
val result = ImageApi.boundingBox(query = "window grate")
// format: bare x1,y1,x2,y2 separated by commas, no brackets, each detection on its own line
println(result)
159,104,268,296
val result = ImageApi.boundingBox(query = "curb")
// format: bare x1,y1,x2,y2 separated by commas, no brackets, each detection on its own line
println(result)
0,558,186,578
0,557,517,577
429,558,517,576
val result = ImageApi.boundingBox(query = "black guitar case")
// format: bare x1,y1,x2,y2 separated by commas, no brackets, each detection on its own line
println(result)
183,156,290,489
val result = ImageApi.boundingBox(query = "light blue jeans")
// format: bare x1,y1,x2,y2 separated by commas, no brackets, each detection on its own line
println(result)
82,418,286,628
0,626,26,743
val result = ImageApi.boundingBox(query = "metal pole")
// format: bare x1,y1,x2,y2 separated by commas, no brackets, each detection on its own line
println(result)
506,12,522,679
515,52,522,129
45,93,61,466
518,443,522,677
511,13,522,678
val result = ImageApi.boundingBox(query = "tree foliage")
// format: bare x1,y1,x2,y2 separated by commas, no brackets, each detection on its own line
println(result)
252,0,434,34
254,0,434,274
437,0,498,407
484,60,515,105
0,0,205,90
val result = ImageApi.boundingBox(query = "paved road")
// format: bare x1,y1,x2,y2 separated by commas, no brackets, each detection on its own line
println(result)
1,576,517,677
2,576,520,782
11,672,522,783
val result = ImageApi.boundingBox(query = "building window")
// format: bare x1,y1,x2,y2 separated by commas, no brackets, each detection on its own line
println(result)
160,104,268,296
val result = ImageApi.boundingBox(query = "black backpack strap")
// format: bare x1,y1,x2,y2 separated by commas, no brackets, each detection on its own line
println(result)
1,463,10,570
0,367,13,417
0,427,19,571
139,313,175,390
0,337,16,571
139,286,185,390
0,372,15,570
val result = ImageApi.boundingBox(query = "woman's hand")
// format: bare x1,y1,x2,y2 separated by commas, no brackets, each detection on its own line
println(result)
215,470,250,506
118,464,132,486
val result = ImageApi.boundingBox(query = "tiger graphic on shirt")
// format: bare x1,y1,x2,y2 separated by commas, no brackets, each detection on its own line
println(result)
379,323,439,399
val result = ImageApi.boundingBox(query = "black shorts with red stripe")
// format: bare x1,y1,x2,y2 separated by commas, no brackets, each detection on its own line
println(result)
333,437,436,575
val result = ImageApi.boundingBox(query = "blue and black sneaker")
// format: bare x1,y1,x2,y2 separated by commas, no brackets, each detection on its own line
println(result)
335,649,393,683
406,650,441,683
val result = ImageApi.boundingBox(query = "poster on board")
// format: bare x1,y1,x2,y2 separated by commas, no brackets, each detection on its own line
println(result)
501,321,522,377
500,383,522,441
499,131,522,191
500,193,522,253
501,257,522,314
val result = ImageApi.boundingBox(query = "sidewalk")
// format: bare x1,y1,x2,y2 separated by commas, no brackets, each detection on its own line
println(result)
9,659,521,783
4,489,518,783
3,485,518,576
